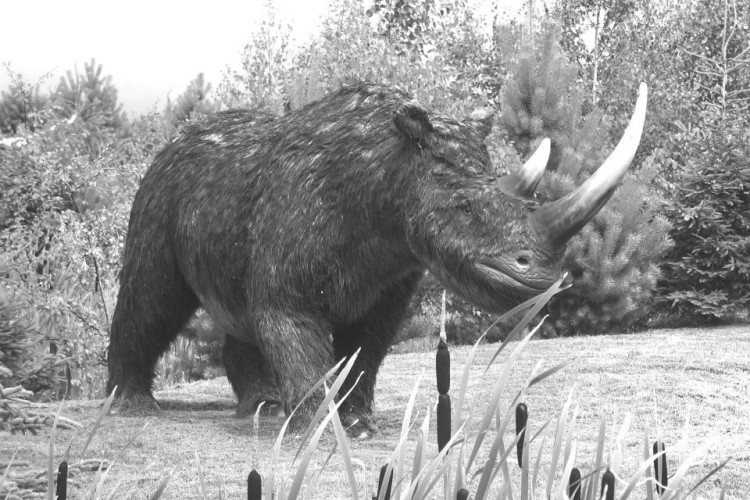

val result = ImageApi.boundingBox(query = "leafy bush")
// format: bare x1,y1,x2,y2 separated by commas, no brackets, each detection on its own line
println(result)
658,117,750,321
0,64,50,135
0,85,171,397
0,269,64,396
395,315,436,345
654,0,750,322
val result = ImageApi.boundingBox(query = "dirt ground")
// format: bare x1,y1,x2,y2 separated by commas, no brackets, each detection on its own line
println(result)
2,325,749,499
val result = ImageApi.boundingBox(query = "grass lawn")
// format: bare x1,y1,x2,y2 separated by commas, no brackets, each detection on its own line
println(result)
2,325,749,499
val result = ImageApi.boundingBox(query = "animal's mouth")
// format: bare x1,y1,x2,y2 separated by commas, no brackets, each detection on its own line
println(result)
473,261,554,295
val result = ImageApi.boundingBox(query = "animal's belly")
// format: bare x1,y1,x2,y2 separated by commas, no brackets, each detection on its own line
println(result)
199,296,259,345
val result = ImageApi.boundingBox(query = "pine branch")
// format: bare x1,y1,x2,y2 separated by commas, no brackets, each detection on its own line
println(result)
682,48,721,67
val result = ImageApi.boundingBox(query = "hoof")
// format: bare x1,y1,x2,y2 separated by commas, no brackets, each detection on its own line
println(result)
110,391,160,416
236,399,286,419
342,413,379,440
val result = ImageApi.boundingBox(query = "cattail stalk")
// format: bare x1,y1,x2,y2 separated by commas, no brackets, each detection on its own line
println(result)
247,469,262,500
515,403,528,467
653,440,668,495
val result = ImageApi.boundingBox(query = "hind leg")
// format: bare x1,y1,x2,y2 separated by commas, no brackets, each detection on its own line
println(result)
107,254,199,412
222,335,282,418
333,271,423,434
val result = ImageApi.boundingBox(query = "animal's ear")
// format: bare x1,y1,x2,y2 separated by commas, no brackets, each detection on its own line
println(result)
394,102,433,142
466,108,495,139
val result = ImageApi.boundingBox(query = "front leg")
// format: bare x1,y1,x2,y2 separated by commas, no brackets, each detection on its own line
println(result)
256,311,335,425
332,271,423,433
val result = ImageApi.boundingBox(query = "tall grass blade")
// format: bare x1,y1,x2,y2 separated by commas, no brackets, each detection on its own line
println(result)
520,417,530,500
545,387,573,499
415,449,456,500
684,458,729,498
148,474,171,500
644,432,655,500
89,461,112,500
485,277,568,372
194,451,207,500
327,383,359,500
589,414,607,500
411,407,431,496
103,477,125,500
376,464,393,500
563,404,580,468
287,374,360,499
294,351,361,462
80,386,117,461
619,448,667,499
661,439,712,498
467,319,545,470
405,422,466,500
47,399,65,500
267,356,349,500
305,443,337,500
475,418,523,500
452,278,568,434
612,413,633,476
531,422,550,497
527,359,575,388
452,434,467,500
557,441,577,500
394,369,424,499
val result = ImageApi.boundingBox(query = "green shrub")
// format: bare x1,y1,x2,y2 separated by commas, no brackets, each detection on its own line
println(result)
158,310,225,385
658,117,750,322
0,271,64,395
0,83,170,397
654,0,750,322
395,315,436,345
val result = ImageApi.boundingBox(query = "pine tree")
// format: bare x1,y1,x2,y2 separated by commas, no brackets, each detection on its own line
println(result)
499,24,672,335
55,58,124,130
54,58,125,158
165,73,218,129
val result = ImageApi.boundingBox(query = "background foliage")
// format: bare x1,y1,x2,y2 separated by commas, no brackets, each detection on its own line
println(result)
0,0,747,399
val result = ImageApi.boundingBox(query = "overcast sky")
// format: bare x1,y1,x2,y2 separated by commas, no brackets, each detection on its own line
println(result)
0,0,333,115
0,0,525,116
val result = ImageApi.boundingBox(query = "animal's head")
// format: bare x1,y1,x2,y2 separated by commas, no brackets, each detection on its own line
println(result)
397,84,648,313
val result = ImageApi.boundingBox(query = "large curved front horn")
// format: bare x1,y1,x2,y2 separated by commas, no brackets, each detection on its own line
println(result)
498,138,551,198
535,83,648,246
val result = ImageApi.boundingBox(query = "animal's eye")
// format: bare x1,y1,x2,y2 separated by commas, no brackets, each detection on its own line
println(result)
457,200,472,214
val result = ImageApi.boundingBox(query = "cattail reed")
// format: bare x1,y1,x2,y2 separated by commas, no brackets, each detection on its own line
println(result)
247,469,262,500
375,464,393,500
600,467,615,500
515,402,528,467
56,460,68,500
436,291,451,451
653,440,667,495
568,467,582,500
